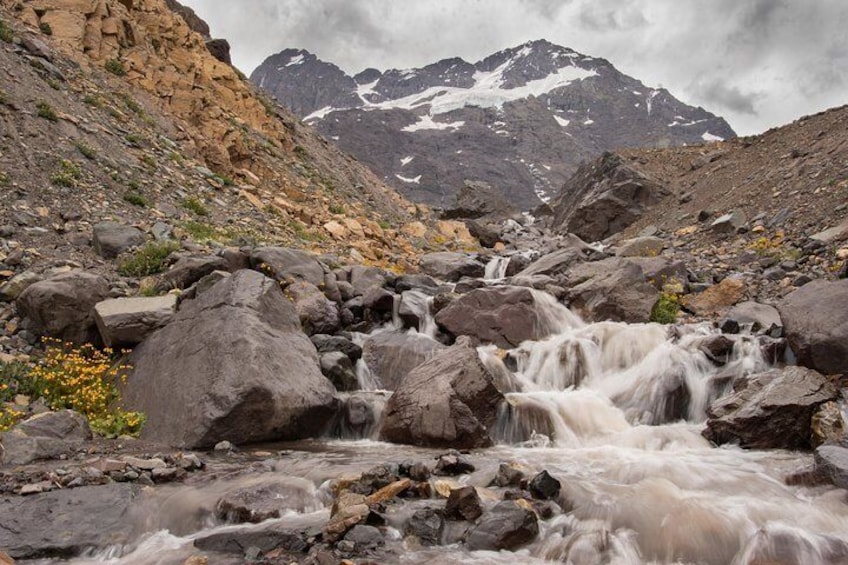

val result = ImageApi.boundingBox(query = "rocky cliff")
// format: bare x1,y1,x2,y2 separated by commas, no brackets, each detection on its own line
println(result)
252,40,735,209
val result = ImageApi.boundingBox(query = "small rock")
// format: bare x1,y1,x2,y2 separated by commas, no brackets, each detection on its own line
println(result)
404,508,444,546
214,441,234,452
434,452,475,476
466,500,539,551
445,486,483,521
528,470,561,500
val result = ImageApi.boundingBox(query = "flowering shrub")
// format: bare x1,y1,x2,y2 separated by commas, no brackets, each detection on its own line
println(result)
0,340,145,436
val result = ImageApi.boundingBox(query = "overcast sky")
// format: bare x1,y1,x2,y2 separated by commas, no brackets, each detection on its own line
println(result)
181,0,847,136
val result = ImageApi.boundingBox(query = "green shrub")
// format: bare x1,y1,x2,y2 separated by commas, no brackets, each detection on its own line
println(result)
38,21,52,35
0,20,13,43
181,220,217,241
123,191,148,207
141,154,156,168
650,292,680,324
36,100,58,122
378,220,391,230
0,360,36,404
120,93,143,115
74,140,97,160
181,196,209,216
51,159,82,187
125,133,142,147
117,241,180,277
105,58,126,76
83,94,102,107
0,89,6,106
46,78,61,90
0,170,8,186
329,204,345,215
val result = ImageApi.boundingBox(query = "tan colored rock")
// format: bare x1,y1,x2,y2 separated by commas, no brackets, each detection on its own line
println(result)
366,478,412,504
401,221,427,238
101,16,120,35
342,218,365,239
323,220,348,240
811,401,845,448
40,10,87,44
681,277,746,317
28,0,98,13
435,220,476,246
434,479,462,498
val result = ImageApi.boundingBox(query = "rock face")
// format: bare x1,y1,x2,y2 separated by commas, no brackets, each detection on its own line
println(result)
435,286,569,348
551,152,670,241
16,271,110,344
441,180,518,220
778,279,848,374
253,41,732,208
124,270,338,448
466,501,539,551
379,340,504,448
93,295,177,347
419,252,485,282
155,255,228,291
362,331,446,391
1,410,92,466
703,366,839,449
0,484,139,560
564,258,659,323
815,444,848,489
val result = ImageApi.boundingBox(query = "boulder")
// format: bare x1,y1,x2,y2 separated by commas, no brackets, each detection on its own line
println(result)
194,523,308,555
680,276,746,317
398,290,433,331
710,211,747,234
287,281,340,335
124,270,338,448
435,286,573,348
627,256,688,290
528,470,561,500
379,340,504,448
349,266,389,296
0,271,43,302
93,295,177,347
515,248,581,278
778,279,848,374
615,236,664,257
466,500,539,551
363,331,446,391
815,444,848,489
419,252,485,282
1,410,91,466
16,271,110,344
0,484,139,560
320,351,358,391
445,486,483,521
564,258,658,323
403,508,445,546
441,179,517,220
154,254,228,291
550,152,669,241
249,246,340,301
92,222,145,258
726,301,783,333
215,480,317,523
703,366,839,449
465,219,500,248
310,334,362,362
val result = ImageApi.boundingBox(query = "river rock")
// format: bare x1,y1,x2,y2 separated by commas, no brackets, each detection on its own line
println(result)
287,280,340,335
703,366,839,449
124,270,338,448
155,255,228,291
379,340,504,448
814,444,848,489
92,222,145,258
349,266,389,296
1,410,91,465
404,508,445,546
93,295,177,347
726,301,783,334
398,290,433,330
320,351,358,391
0,484,139,560
435,286,568,348
215,480,318,523
310,334,362,362
515,248,581,278
466,500,539,551
445,486,483,521
16,271,110,344
363,331,446,391
528,470,561,500
778,279,848,374
419,252,485,282
194,523,308,554
564,258,658,323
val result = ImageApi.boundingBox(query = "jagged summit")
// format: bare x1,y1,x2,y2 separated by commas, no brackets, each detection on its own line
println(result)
252,40,736,209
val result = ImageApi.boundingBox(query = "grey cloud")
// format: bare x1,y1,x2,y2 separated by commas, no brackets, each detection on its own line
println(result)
577,3,648,32
689,79,762,116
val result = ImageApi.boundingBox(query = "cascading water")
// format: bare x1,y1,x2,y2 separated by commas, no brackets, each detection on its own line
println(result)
484,256,511,280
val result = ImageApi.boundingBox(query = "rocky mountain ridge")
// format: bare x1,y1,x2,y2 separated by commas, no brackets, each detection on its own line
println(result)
252,40,735,208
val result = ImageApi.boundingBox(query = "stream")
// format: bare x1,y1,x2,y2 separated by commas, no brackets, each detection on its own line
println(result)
29,259,848,564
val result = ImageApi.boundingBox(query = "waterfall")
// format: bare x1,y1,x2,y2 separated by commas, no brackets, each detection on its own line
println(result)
484,256,511,280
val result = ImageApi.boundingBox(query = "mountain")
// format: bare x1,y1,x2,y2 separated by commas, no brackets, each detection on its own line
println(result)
251,40,736,209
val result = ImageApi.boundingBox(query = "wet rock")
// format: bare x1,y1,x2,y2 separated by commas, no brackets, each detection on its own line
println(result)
310,334,362,362
680,276,746,317
93,295,177,347
398,290,433,330
155,255,228,291
814,444,848,489
325,493,371,542
466,219,500,248
811,401,845,447
216,481,317,523
739,524,848,565
404,508,445,546
124,270,338,448
362,287,396,324
491,462,526,487
334,393,382,438
697,334,735,365
435,286,567,348
419,252,485,282
320,352,358,391
466,500,539,551
0,484,139,560
343,524,384,551
287,280,340,335
380,340,504,448
434,451,476,476
1,410,91,465
401,461,432,482
194,523,308,554
703,366,839,449
363,331,445,391
719,318,740,334
778,279,848,374
394,274,440,293
564,258,659,323
16,271,110,344
92,222,145,258
352,464,400,495
528,470,561,500
445,486,483,521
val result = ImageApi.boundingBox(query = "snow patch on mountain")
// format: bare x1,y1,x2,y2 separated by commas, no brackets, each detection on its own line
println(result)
402,115,466,132
395,174,422,184
554,115,570,127
702,131,724,142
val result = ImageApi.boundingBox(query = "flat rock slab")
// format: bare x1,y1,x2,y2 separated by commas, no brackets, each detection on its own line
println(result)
0,484,140,560
94,295,177,347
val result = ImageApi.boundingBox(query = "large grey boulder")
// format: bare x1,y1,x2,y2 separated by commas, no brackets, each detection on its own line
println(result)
703,366,839,449
363,331,446,391
124,270,338,448
466,500,539,551
1,410,91,466
93,295,177,347
550,152,669,241
627,256,688,290
514,248,581,278
92,222,145,258
349,266,390,297
815,444,848,489
287,280,340,335
0,484,139,560
615,236,664,257
435,286,571,348
778,279,848,374
441,179,518,221
726,301,783,333
379,339,504,448
16,271,110,344
154,254,228,292
564,258,659,323
249,247,340,302
0,271,43,302
419,252,485,282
